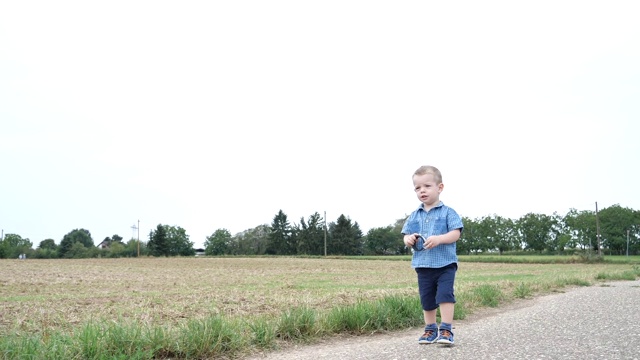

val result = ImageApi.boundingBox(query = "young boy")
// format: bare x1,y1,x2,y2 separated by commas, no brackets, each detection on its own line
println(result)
402,165,463,345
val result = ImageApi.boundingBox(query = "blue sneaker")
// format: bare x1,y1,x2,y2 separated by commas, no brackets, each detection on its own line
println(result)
436,328,454,345
418,327,438,344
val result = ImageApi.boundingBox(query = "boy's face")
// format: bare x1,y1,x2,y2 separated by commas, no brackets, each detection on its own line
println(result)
413,173,443,207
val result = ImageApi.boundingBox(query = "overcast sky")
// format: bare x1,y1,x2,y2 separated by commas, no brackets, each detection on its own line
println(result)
1,1,638,249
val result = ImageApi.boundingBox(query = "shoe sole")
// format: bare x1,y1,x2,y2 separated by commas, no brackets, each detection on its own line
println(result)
418,340,437,344
436,339,453,345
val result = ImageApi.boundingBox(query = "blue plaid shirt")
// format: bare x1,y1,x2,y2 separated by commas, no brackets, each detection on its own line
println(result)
401,201,463,269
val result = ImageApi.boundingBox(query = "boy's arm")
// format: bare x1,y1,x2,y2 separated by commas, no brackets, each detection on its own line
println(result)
424,229,461,249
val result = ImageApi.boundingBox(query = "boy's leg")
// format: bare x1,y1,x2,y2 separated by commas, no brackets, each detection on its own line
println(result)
416,268,439,344
438,303,455,344
435,264,457,345
423,308,437,326
438,302,454,324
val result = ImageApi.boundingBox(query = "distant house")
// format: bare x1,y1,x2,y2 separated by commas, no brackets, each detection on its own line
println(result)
97,240,110,249
194,248,205,256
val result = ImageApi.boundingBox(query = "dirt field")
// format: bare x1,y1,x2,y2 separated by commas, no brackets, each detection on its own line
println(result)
0,257,416,335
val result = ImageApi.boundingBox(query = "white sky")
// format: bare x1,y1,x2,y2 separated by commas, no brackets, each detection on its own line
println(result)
1,1,638,249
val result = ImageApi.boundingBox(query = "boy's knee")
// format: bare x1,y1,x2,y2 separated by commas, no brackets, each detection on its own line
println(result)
435,292,456,305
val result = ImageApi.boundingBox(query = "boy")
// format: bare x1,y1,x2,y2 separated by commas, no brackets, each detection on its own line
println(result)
402,165,463,345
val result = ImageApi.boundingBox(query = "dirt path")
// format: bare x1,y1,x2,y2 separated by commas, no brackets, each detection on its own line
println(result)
246,280,640,360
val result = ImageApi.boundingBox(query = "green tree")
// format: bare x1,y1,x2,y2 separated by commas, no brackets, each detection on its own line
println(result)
147,224,169,256
516,213,555,253
477,217,499,253
493,215,517,254
599,204,637,255
0,234,33,259
296,212,326,255
630,209,640,255
165,225,195,256
463,217,493,253
125,238,146,257
458,217,480,254
33,239,59,259
38,239,57,251
204,229,232,255
267,210,293,255
104,241,126,258
546,212,570,254
476,216,496,253
564,208,597,251
234,225,269,255
365,226,399,255
148,224,194,256
59,229,94,258
67,241,90,258
327,214,363,255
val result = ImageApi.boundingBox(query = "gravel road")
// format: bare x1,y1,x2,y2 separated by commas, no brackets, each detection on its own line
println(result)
247,280,640,360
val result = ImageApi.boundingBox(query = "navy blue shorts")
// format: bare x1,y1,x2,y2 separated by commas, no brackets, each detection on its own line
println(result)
415,263,457,311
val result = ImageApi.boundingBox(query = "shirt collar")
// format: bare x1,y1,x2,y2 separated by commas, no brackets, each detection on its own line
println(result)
417,201,444,212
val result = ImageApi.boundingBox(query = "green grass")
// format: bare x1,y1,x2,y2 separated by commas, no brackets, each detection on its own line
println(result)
0,296,424,359
513,282,533,298
276,307,317,341
323,296,423,335
457,254,640,264
595,270,638,281
249,317,277,349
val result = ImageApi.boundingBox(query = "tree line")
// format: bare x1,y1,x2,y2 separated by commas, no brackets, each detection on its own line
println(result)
203,205,640,256
459,205,639,255
1,204,638,259
0,224,195,259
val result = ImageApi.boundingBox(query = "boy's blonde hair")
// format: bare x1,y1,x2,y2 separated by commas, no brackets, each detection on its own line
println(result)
413,165,442,184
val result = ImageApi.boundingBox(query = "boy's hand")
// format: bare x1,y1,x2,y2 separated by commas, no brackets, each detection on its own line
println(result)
425,236,440,249
403,234,419,247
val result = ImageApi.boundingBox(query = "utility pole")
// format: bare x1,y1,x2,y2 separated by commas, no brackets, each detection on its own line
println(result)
627,229,630,257
595,202,602,257
324,211,327,257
